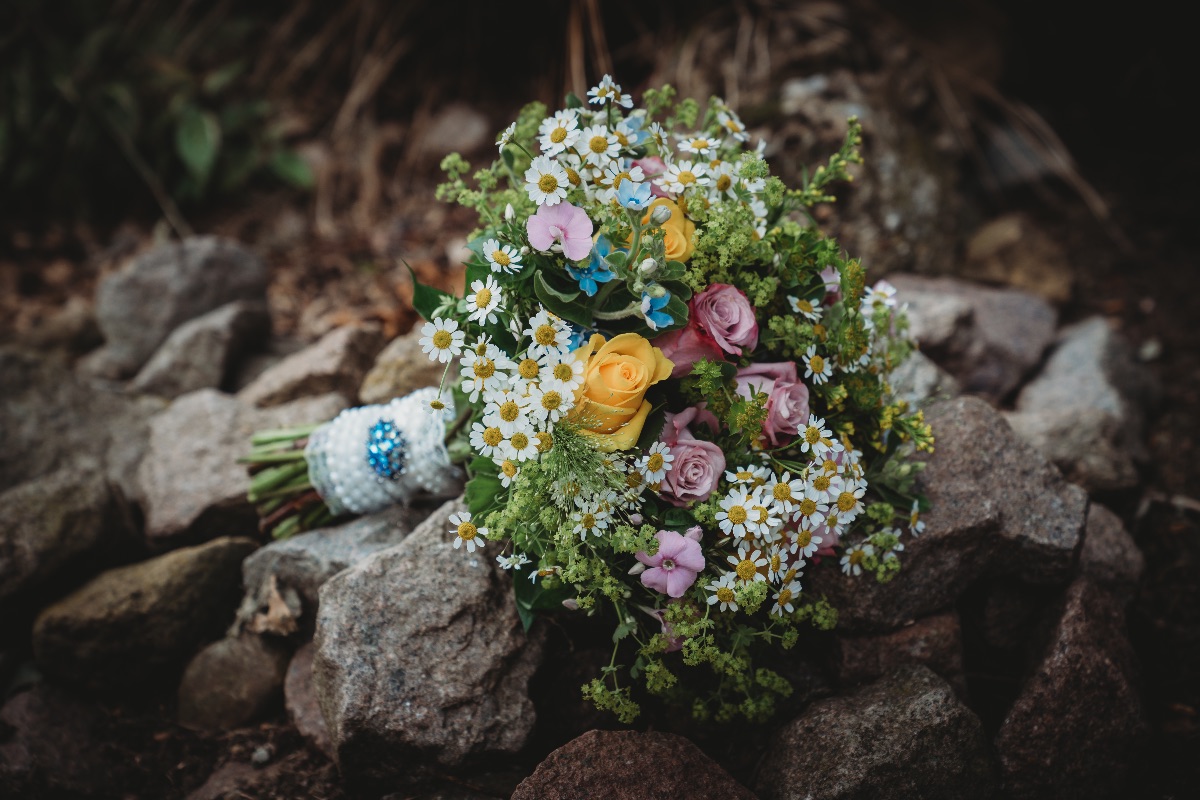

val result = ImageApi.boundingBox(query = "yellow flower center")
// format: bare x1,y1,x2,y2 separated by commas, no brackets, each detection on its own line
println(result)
735,559,757,581
482,427,503,447
473,358,495,379
773,483,793,501
770,553,781,572
692,138,710,150
432,330,452,349
611,171,630,189
837,492,857,512
457,522,477,541
492,249,511,266
777,588,793,606
813,323,827,341
797,299,813,313
615,130,629,146
565,166,581,186
499,401,520,422
518,358,540,379
589,135,609,154
736,470,754,482
647,453,664,472
429,399,445,411
805,427,821,445
538,174,559,193
813,475,830,492
510,432,529,450
754,506,769,524
677,170,696,185
799,498,817,517
716,586,735,603
474,341,489,355
716,174,732,192
550,127,567,143
822,459,839,474
474,288,492,307
796,529,812,548
541,391,562,411
535,324,557,346
809,355,826,373
849,549,865,566
553,362,574,381
535,431,553,452
727,506,747,525
626,472,643,489
501,460,518,477
580,513,595,529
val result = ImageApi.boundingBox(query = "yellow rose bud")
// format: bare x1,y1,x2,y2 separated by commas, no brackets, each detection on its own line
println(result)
570,332,674,451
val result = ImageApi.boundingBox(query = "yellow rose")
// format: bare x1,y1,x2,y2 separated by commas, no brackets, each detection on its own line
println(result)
641,198,696,262
570,332,674,451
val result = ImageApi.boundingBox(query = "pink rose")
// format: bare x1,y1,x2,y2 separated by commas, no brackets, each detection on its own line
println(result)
526,202,594,261
691,284,758,356
653,323,724,378
636,530,705,598
632,156,670,198
659,407,725,507
734,362,811,446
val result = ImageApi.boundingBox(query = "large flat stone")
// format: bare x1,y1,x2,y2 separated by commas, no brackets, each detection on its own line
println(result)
238,325,385,408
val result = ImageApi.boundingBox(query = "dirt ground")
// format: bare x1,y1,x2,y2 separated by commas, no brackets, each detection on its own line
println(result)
1,1,1197,797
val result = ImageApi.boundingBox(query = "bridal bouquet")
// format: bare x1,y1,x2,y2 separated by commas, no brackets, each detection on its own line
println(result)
414,77,934,722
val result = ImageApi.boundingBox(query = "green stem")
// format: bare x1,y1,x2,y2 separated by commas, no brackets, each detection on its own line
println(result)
593,300,642,321
248,461,309,497
251,425,321,446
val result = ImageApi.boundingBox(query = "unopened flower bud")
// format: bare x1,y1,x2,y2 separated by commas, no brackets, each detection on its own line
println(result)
520,246,530,255
628,562,647,575
638,257,658,278
629,513,643,525
649,205,673,225
504,203,514,221
561,598,579,611
646,283,667,299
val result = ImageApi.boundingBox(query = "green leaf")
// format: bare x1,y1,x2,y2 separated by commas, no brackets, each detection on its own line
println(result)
662,507,698,532
565,92,584,109
514,569,572,632
202,60,246,96
175,107,221,185
269,148,314,189
533,272,592,327
407,263,454,322
465,473,502,516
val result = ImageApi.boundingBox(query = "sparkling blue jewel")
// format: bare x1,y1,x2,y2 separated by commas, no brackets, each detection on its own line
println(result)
366,418,407,481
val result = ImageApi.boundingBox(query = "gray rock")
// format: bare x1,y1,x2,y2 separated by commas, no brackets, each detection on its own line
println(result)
995,579,1147,798
1079,503,1144,595
177,634,292,731
285,642,332,757
832,611,965,696
358,328,448,405
136,389,348,545
961,213,1074,304
888,275,1057,402
237,505,429,631
755,665,996,800
807,397,1087,632
416,104,491,156
80,236,268,379
0,347,165,498
238,325,386,408
131,301,271,399
0,461,129,603
313,497,544,783
512,730,757,800
888,350,960,409
1012,317,1154,490
32,536,258,691
0,685,104,796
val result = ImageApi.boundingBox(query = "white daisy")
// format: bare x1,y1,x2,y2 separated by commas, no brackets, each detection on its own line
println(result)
423,394,449,416
798,414,835,457
419,317,465,363
495,122,517,153
716,487,756,538
909,500,926,536
538,110,580,156
571,502,610,539
526,382,573,425
503,429,539,463
497,458,521,488
764,546,790,582
793,484,829,527
469,422,506,459
483,389,532,438
481,238,523,274
449,510,486,553
726,542,768,584
522,308,572,357
459,347,510,403
748,498,783,542
676,133,718,158
496,552,530,570
840,542,875,576
766,472,805,516
724,464,772,488
717,109,749,142
657,159,710,195
791,525,823,559
647,121,669,150
834,480,867,525
637,442,675,484
587,74,631,108
708,161,740,201
706,573,740,613
807,470,844,504
524,155,569,206
465,276,503,324
788,296,823,322
539,352,584,392
578,124,620,167
771,580,802,617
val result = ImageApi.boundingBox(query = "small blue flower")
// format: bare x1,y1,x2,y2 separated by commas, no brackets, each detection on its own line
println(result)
563,320,599,350
617,113,649,147
617,179,652,210
641,288,672,331
566,235,619,296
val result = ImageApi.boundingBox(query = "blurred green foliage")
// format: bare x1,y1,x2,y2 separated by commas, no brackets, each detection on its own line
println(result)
0,0,312,220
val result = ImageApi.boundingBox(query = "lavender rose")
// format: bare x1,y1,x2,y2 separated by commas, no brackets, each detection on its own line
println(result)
659,406,725,507
734,362,811,446
691,283,758,356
